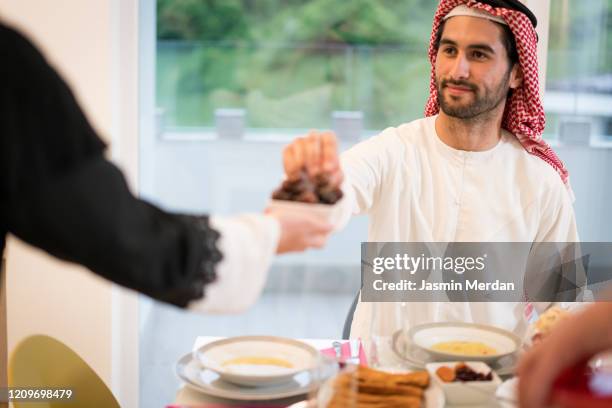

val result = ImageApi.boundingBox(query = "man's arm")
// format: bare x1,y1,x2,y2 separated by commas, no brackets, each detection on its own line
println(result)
534,181,578,243
340,127,403,217
280,128,402,231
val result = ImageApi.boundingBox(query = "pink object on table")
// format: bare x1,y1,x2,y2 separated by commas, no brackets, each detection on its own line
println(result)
319,340,367,366
166,405,287,408
551,360,612,408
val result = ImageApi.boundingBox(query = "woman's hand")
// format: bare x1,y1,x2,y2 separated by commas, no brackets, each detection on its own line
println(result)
266,209,333,254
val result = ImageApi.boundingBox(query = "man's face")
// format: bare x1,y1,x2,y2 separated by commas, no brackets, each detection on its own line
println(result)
435,16,519,120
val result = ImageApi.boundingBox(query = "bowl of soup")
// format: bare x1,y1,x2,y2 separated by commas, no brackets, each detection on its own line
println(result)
408,322,521,362
195,336,319,387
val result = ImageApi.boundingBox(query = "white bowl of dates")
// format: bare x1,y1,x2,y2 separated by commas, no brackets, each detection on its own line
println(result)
269,171,344,229
425,361,501,406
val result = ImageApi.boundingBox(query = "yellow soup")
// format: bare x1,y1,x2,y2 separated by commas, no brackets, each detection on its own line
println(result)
431,341,497,356
222,356,294,368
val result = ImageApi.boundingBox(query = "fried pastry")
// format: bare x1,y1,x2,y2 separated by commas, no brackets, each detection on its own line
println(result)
326,366,429,408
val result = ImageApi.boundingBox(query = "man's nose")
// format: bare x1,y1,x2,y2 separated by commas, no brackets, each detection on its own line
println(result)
449,52,470,80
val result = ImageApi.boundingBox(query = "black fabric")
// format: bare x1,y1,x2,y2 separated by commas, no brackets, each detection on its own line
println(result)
478,0,538,28
0,23,221,307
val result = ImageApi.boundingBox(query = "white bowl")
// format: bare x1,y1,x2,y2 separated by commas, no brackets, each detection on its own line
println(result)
408,322,521,362
194,336,318,387
426,361,502,406
267,198,344,230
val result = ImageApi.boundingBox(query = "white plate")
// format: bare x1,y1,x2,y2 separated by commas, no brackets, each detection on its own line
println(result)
176,352,318,401
391,329,519,377
408,323,521,362
316,369,444,408
286,402,308,408
195,336,318,387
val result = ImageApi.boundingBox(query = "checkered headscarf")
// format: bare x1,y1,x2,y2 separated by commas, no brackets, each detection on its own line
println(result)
425,0,572,191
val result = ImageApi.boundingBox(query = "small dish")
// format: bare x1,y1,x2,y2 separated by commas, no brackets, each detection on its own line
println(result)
426,361,502,406
194,336,318,387
267,199,345,230
408,322,521,362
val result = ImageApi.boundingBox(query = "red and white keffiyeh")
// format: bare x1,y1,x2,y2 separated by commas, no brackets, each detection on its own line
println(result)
424,0,572,192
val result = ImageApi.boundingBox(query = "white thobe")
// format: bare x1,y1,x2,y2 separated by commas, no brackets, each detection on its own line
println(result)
336,115,578,340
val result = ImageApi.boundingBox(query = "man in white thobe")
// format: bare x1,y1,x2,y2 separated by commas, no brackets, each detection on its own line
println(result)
281,0,579,340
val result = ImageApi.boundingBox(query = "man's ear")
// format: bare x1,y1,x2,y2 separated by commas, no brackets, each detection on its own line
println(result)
509,64,523,89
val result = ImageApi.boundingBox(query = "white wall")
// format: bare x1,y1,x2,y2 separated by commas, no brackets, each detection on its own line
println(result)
0,1,137,405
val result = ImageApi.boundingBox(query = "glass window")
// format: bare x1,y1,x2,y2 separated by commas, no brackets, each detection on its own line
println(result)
155,0,435,135
544,0,612,142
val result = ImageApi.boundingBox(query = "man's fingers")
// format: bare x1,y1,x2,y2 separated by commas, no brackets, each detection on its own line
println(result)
329,168,344,187
321,131,339,172
304,131,322,176
283,131,338,179
293,137,307,172
283,144,299,176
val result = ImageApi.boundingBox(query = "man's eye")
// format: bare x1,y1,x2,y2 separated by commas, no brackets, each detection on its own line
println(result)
472,51,487,59
443,47,456,56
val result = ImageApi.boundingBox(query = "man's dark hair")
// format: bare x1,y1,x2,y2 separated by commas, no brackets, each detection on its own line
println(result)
434,20,519,68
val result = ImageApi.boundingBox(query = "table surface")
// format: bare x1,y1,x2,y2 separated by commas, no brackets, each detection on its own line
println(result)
173,336,517,407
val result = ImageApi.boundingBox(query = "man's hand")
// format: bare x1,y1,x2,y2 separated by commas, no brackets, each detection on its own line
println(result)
517,302,612,408
283,131,343,187
266,209,333,254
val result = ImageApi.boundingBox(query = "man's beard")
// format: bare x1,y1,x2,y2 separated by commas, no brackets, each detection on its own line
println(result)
437,73,510,120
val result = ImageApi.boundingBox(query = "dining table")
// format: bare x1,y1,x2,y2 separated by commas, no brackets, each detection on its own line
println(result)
171,335,519,408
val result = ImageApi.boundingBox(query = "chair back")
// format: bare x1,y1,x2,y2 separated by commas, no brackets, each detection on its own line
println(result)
9,335,120,408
